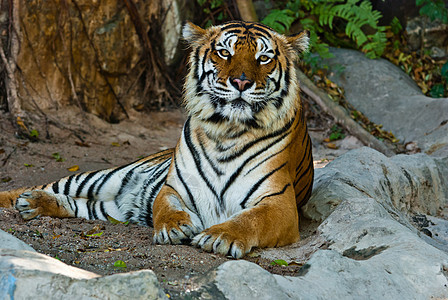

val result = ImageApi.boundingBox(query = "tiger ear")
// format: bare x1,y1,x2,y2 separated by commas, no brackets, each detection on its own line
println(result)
286,30,310,55
182,21,206,44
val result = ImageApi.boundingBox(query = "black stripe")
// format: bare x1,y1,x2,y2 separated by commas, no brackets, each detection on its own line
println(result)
220,23,246,31
145,174,168,226
198,134,224,176
218,115,295,163
246,140,291,175
272,97,283,109
198,48,210,83
86,199,94,220
171,155,204,227
172,155,200,218
116,168,136,198
221,21,276,37
295,178,313,200
242,118,261,129
294,160,313,187
240,162,287,208
91,199,98,219
253,183,291,206
184,119,220,201
52,181,59,194
95,153,170,196
194,46,200,81
88,174,106,200
221,132,290,200
72,197,79,217
226,29,242,34
99,201,107,220
296,137,310,173
75,172,97,197
207,112,228,124
63,175,75,195
66,195,75,212
250,26,273,38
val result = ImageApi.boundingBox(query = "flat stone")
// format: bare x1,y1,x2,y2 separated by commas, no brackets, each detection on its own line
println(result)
0,229,35,252
0,249,167,299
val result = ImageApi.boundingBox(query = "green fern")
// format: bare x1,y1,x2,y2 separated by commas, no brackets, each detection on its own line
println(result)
416,0,448,23
315,0,386,58
261,9,297,34
261,0,387,60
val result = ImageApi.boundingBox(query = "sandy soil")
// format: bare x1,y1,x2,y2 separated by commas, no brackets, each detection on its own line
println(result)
0,98,356,298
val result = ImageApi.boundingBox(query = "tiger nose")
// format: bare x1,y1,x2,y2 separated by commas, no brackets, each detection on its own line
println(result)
231,77,254,91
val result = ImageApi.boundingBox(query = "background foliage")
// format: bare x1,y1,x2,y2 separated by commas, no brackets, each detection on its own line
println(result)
197,0,448,98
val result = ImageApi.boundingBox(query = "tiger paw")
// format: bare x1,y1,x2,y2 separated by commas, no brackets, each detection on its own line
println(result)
15,190,51,220
191,225,251,259
153,211,199,245
15,190,72,220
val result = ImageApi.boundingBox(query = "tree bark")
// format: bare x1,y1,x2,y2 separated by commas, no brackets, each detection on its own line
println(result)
1,0,24,120
235,0,258,22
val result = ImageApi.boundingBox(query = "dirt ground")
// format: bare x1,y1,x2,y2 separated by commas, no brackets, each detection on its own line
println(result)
0,97,355,297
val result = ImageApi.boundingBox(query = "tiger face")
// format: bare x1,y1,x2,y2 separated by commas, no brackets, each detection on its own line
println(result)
183,21,309,132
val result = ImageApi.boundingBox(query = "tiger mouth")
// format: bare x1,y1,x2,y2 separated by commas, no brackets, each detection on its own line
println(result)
230,98,249,108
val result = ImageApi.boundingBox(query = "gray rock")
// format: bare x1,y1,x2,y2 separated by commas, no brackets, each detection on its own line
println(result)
406,16,448,56
189,148,448,299
325,48,448,157
0,229,35,252
0,249,167,300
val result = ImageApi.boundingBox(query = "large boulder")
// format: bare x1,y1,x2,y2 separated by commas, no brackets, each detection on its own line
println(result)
189,147,448,299
1,229,35,252
325,48,448,157
0,232,166,300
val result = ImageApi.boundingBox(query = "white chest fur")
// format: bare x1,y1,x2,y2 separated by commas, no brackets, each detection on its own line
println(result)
167,120,290,229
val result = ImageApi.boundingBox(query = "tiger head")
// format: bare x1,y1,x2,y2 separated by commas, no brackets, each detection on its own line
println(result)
182,21,309,134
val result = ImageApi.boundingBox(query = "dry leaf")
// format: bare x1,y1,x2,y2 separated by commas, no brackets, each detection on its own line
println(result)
16,116,28,131
68,165,79,172
111,142,120,147
75,141,90,147
326,143,338,149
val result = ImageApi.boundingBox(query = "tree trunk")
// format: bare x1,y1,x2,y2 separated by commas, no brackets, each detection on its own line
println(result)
0,0,186,125
235,0,258,22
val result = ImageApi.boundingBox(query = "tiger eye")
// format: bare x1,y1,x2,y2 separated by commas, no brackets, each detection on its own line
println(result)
258,55,271,63
218,49,231,58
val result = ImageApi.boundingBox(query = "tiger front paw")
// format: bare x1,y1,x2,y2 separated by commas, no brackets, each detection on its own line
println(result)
153,211,199,245
191,224,251,259
15,190,56,220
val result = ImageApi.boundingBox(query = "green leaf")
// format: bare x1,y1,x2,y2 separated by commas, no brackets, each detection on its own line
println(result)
114,260,127,268
441,62,448,80
261,9,297,33
30,129,39,138
85,231,103,237
24,163,34,167
52,152,65,162
390,17,403,34
418,0,448,23
107,215,130,225
429,84,445,98
1,177,12,183
271,259,289,266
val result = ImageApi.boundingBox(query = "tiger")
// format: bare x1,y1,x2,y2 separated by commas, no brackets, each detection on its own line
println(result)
0,20,313,258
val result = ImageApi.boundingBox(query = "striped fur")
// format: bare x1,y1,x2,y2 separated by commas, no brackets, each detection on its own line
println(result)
0,21,313,258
